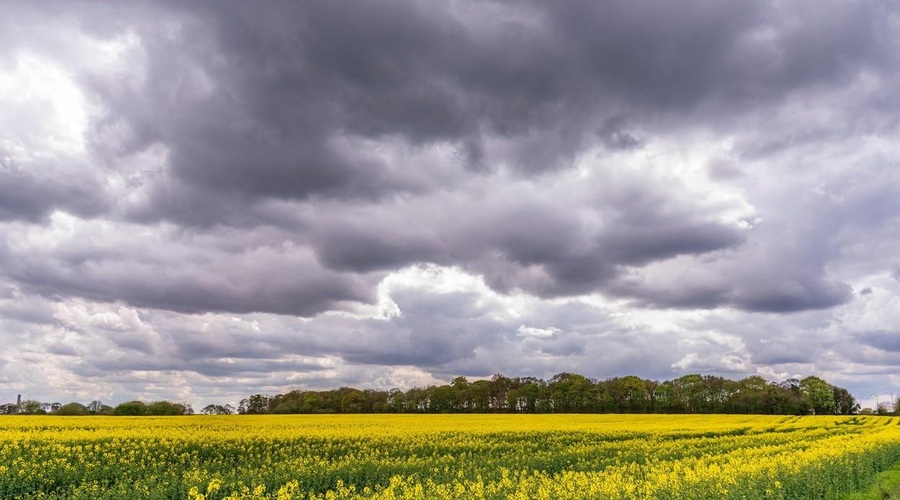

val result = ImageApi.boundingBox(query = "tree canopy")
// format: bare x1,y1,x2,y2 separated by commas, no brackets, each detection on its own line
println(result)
0,373,861,416
238,373,860,416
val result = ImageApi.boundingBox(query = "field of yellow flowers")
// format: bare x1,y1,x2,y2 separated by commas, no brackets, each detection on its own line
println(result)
2,414,900,499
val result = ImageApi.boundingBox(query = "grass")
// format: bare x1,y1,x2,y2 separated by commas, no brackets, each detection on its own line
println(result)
845,464,900,499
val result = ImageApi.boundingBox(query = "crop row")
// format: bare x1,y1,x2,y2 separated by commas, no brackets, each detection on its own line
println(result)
1,414,899,499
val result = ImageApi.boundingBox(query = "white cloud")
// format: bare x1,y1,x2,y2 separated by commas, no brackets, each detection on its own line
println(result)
517,325,561,338
2,0,900,407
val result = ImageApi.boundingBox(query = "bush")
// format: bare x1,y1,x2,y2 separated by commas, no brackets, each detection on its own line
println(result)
113,401,148,416
55,402,89,415
146,401,186,415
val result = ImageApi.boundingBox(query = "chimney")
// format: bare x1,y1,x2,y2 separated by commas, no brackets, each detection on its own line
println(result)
16,394,21,407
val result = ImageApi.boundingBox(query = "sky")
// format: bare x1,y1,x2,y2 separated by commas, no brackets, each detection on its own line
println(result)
1,0,899,410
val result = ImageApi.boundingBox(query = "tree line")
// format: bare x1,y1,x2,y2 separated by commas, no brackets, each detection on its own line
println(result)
0,399,198,416
0,373,862,417
238,373,860,416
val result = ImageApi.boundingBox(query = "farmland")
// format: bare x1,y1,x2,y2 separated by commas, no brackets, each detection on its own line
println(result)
2,414,900,499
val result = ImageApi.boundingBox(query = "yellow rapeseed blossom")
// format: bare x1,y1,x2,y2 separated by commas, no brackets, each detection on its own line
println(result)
2,414,900,498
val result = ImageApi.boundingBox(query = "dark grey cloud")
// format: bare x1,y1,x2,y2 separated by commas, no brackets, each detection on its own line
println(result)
860,331,900,353
308,178,748,302
748,339,821,366
2,0,900,406
339,289,507,367
616,245,855,313
67,0,897,218
0,222,376,316
3,0,894,315
0,158,106,222
734,278,852,313
610,144,900,313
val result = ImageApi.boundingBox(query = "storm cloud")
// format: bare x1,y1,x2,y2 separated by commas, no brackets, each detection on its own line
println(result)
2,0,900,407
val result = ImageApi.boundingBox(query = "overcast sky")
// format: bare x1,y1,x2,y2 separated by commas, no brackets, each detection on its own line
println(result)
2,0,899,409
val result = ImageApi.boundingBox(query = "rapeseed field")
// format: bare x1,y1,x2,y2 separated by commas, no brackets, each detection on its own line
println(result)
2,414,899,499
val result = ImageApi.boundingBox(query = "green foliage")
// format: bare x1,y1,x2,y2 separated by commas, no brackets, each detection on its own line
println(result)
55,402,89,416
201,404,235,415
147,401,187,416
113,401,148,416
801,376,836,415
4,373,860,418
245,372,859,416
112,400,190,416
844,463,900,499
18,400,46,415
239,394,271,414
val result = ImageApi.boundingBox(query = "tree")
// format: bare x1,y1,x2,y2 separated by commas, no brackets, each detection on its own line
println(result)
55,402,89,415
302,392,322,413
238,394,271,414
516,379,543,413
428,385,458,413
147,401,187,415
800,376,835,415
387,389,405,413
548,373,597,412
655,380,686,413
605,376,652,413
451,377,471,411
201,404,235,415
340,389,366,413
731,376,770,414
404,388,428,412
775,378,804,415
113,401,148,416
676,374,706,413
19,400,45,415
832,386,858,415
700,376,732,413
364,389,388,413
469,380,492,412
234,372,859,416
490,374,514,412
